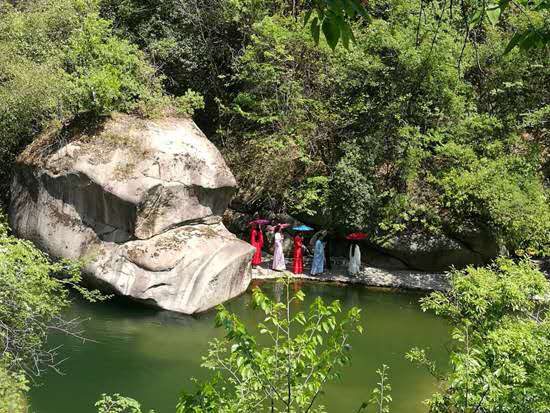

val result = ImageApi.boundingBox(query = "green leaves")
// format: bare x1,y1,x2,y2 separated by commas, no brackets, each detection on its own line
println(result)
95,394,154,413
485,3,502,25
504,29,550,54
465,0,550,53
412,259,550,413
304,0,369,50
321,14,341,50
311,16,321,44
435,154,550,253
0,213,106,381
178,275,364,412
0,364,28,413
0,0,172,204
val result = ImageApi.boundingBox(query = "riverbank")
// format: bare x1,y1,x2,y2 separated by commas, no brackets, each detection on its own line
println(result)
252,257,450,292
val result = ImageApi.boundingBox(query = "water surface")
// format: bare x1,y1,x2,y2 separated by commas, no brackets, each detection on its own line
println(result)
29,282,448,413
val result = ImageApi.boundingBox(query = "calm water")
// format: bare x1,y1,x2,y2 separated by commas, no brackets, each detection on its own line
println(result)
29,282,449,413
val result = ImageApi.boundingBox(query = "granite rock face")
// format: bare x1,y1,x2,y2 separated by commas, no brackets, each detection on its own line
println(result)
379,232,491,271
10,114,254,313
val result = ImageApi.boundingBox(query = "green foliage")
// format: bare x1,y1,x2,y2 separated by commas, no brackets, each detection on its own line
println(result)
214,0,549,252
329,141,378,231
175,90,206,117
64,13,165,115
0,363,28,413
0,213,104,376
408,258,550,413
96,0,548,250
0,0,168,203
436,155,550,253
304,0,369,50
288,176,330,218
490,0,550,53
357,365,392,413
99,0,276,135
176,276,363,412
96,394,155,413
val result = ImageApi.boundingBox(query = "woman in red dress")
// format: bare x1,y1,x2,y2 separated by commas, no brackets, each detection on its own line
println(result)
292,234,303,274
250,224,264,266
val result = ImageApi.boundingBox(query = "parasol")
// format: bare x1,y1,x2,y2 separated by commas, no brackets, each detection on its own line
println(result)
346,232,368,241
267,223,291,232
292,225,314,232
249,219,270,226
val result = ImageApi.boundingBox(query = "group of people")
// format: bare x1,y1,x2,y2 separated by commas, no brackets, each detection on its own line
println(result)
250,224,363,276
250,224,308,273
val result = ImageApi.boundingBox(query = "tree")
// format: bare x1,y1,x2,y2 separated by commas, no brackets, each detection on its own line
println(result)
176,276,366,412
0,0,173,205
0,213,103,377
407,258,550,413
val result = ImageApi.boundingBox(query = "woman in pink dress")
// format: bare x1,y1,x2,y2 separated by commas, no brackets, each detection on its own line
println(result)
272,225,286,271
250,224,264,266
292,234,304,274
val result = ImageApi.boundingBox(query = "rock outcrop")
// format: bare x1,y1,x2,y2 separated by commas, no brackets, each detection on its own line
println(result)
10,113,254,314
378,231,496,271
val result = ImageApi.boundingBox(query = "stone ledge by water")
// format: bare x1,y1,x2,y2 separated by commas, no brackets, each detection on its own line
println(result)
252,262,450,292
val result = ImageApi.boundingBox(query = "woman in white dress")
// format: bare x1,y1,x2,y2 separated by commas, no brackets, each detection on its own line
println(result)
272,225,286,271
348,242,361,275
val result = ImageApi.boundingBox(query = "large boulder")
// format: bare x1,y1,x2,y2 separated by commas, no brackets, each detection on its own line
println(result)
10,114,254,314
379,231,488,271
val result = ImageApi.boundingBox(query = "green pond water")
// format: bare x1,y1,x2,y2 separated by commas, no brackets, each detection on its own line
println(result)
29,282,449,413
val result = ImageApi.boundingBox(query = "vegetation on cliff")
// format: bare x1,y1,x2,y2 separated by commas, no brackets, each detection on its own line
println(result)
0,0,203,206
97,0,549,255
3,0,546,253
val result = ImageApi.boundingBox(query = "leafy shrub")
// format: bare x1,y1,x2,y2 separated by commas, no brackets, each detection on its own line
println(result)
0,363,28,413
96,394,154,413
0,213,103,376
175,90,206,117
436,156,550,253
64,13,165,115
177,277,364,412
408,258,550,413
0,0,171,204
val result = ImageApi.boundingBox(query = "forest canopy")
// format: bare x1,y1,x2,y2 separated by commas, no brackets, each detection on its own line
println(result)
0,0,548,255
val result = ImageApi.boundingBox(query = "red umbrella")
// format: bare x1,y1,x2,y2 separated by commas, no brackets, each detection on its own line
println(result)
346,232,368,241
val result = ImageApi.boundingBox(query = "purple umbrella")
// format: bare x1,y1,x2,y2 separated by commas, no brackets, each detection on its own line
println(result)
249,219,270,226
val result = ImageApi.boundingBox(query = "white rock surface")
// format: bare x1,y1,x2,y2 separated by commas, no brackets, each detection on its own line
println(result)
10,114,254,313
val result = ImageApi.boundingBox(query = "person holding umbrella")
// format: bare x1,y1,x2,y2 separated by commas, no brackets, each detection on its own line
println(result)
346,232,367,276
250,219,269,267
292,225,313,274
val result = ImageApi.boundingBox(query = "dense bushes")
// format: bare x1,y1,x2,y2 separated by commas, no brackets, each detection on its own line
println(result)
211,0,549,253
409,258,550,413
0,0,178,205
1,0,547,252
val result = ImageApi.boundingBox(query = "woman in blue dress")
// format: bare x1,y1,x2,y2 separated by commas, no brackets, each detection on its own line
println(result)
310,231,327,275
